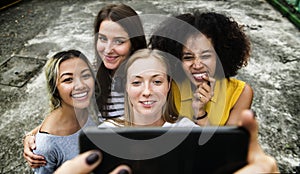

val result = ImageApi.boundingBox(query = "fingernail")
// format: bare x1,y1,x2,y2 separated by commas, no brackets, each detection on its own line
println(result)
118,169,129,174
86,152,99,165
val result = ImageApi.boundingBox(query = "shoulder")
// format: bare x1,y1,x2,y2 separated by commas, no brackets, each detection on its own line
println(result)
98,119,123,128
239,83,253,102
227,78,245,87
230,78,253,98
34,133,58,157
227,78,253,96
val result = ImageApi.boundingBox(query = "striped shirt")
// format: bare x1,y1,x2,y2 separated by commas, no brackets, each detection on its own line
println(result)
101,77,125,118
104,90,125,118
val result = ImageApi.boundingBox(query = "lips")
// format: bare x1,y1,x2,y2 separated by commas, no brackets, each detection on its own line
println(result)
104,55,118,62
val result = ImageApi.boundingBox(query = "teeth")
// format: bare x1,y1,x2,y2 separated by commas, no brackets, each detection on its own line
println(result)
193,73,207,79
72,92,87,98
142,101,154,105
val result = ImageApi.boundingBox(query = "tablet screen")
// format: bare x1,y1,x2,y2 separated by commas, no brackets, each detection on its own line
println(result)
80,126,249,174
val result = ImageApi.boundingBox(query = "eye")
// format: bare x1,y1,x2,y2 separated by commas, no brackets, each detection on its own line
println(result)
62,77,73,83
98,35,107,42
114,39,125,45
82,73,92,79
201,54,211,59
182,53,195,61
131,80,141,86
154,80,163,85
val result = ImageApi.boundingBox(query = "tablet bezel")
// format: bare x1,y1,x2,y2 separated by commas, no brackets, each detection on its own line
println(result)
80,126,249,174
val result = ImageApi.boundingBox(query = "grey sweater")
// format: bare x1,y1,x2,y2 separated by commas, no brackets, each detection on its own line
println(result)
33,117,96,174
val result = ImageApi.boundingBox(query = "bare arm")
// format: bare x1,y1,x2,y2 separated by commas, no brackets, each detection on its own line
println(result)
23,125,47,168
227,83,253,125
235,110,279,173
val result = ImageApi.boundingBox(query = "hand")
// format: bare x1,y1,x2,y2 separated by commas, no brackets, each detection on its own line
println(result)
23,134,46,168
192,75,215,125
55,150,131,174
235,110,279,173
193,75,215,106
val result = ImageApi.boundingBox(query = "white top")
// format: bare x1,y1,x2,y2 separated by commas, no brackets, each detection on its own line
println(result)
98,116,198,128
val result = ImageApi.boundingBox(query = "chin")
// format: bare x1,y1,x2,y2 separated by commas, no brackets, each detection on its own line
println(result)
74,102,90,110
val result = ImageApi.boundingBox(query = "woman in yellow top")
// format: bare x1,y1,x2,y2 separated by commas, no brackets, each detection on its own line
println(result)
150,11,253,126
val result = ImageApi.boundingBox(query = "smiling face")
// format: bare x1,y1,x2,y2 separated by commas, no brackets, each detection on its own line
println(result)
126,57,170,125
182,33,217,86
96,20,132,71
56,58,95,110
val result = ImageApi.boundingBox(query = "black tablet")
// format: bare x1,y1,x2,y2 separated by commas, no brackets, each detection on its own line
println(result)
79,126,249,174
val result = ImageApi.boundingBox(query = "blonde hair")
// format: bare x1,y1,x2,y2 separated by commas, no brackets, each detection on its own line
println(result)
123,49,179,126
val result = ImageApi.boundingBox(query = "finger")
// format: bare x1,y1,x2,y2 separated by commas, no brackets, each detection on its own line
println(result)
24,145,45,161
24,149,45,160
55,150,102,174
201,82,211,94
24,154,46,168
194,89,211,104
109,165,132,174
193,92,202,101
208,77,216,96
28,136,36,149
28,163,46,169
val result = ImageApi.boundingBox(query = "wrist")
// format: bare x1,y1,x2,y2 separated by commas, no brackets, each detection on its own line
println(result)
193,111,208,120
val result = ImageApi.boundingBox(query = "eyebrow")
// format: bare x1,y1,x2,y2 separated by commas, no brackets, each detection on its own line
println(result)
183,49,213,54
60,72,73,78
132,74,165,79
98,33,129,40
59,68,91,78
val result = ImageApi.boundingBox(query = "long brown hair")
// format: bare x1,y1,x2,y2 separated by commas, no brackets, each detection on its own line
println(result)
94,4,147,117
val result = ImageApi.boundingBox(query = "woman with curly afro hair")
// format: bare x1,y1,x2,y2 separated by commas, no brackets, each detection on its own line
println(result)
150,11,253,126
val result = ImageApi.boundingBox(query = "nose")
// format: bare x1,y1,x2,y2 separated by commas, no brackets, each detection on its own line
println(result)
192,57,204,69
142,83,152,97
74,77,86,90
104,41,114,54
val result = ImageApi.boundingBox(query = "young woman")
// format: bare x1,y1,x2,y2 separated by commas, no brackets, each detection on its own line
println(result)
99,49,195,127
23,3,147,168
30,50,97,173
94,3,147,118
150,11,253,126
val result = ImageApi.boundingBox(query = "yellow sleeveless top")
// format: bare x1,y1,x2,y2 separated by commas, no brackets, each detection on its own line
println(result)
173,78,245,125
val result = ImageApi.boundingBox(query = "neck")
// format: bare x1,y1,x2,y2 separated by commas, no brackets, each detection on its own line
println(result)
59,103,88,125
132,112,165,127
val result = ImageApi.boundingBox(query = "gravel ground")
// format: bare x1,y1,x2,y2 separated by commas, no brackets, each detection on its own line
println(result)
0,0,299,173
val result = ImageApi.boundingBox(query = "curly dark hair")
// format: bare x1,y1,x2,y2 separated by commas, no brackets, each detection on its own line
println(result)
150,11,251,78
